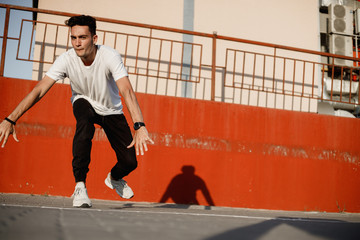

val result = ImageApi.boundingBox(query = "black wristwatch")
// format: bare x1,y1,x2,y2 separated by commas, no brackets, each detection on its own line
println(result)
133,122,145,130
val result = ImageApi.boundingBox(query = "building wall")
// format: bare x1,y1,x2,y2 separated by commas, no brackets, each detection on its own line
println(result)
31,0,320,112
0,77,359,213
37,0,319,50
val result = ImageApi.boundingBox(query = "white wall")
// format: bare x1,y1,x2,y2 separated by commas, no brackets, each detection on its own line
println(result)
34,0,320,112
38,0,319,50
194,0,319,50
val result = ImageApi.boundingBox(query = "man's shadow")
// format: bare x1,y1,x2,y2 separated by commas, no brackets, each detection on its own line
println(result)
159,165,215,207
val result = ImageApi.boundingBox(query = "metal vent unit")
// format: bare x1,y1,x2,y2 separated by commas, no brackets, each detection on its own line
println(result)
355,8,360,34
328,4,353,67
329,34,353,66
328,4,353,35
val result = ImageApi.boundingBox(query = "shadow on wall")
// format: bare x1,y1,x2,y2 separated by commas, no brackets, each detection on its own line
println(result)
159,165,215,207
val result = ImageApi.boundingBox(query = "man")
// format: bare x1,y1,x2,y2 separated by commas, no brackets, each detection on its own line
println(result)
0,15,154,208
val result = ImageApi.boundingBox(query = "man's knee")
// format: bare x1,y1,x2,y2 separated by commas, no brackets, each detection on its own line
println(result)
73,98,95,121
122,155,138,174
128,159,138,172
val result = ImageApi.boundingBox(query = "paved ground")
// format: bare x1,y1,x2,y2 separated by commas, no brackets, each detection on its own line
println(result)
0,193,360,240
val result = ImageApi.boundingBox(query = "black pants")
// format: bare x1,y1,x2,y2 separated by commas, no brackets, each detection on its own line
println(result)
72,98,137,183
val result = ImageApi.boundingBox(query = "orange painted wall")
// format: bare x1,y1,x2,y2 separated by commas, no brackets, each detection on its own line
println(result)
1,77,359,213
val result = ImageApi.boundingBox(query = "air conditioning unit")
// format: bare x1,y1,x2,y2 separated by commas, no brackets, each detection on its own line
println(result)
328,4,353,35
355,8,360,33
325,77,359,95
329,34,353,66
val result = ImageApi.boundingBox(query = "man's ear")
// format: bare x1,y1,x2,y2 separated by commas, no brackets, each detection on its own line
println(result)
93,34,98,44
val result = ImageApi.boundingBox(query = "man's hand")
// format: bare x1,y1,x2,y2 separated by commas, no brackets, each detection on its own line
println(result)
0,120,19,148
127,127,154,156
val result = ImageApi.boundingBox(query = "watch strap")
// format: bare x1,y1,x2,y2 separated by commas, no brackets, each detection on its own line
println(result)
134,122,145,130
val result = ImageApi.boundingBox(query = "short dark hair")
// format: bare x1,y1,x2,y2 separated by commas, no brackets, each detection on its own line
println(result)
65,15,97,36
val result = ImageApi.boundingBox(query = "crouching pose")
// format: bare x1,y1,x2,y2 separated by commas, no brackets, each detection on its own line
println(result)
0,15,154,208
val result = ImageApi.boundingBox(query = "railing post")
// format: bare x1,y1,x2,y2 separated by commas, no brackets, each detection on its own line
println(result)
0,7,10,77
211,31,217,101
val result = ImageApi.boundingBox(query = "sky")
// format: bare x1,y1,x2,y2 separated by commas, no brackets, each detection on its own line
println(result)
0,0,34,80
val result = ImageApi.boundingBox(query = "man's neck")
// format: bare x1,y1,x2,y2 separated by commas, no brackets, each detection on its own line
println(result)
81,45,97,66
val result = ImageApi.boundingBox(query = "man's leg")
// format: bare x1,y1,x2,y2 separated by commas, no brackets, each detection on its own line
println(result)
102,114,137,180
102,114,137,199
72,98,96,183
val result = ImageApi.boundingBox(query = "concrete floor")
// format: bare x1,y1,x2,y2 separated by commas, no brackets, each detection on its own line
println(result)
1,193,360,240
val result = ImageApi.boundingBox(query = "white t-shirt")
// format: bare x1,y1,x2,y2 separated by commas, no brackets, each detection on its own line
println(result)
46,45,128,116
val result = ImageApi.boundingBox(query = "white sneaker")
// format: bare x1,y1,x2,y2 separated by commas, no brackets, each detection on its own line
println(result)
105,172,134,199
72,182,92,208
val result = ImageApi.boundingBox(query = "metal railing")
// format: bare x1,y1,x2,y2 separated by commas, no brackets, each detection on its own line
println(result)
1,4,359,113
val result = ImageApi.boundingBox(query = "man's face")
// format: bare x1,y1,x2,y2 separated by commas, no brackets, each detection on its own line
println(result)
70,25,97,59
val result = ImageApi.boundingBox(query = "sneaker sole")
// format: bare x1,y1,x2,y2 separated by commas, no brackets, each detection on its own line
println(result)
104,177,114,189
74,203,92,208
105,175,134,199
116,189,134,199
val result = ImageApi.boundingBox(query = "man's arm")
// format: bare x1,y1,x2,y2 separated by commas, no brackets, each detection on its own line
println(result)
116,76,154,155
0,75,56,148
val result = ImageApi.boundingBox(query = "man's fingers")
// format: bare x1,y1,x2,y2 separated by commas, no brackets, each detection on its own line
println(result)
135,143,140,156
143,142,148,152
12,128,19,142
0,121,19,148
1,135,8,148
13,132,19,142
139,145,144,156
135,141,148,156
127,139,135,149
128,130,154,156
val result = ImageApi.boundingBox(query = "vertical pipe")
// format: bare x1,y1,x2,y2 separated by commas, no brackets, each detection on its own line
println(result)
28,21,35,60
189,42,193,82
156,39,163,93
146,29,152,77
224,49,228,86
301,61,305,97
241,52,245,89
17,19,24,60
168,41,173,79
252,53,256,90
262,55,266,91
53,25,59,62
282,58,286,94
355,35,359,67
211,32,217,101
348,68,353,103
66,26,70,51
321,64,325,101
292,59,296,96
311,62,315,98
40,23,48,63
272,48,276,92
0,7,10,76
180,42,184,80
114,33,118,50
124,35,129,66
339,66,344,102
330,57,335,100
182,0,194,98
135,36,140,74
232,50,236,87
157,39,162,78
198,44,203,84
